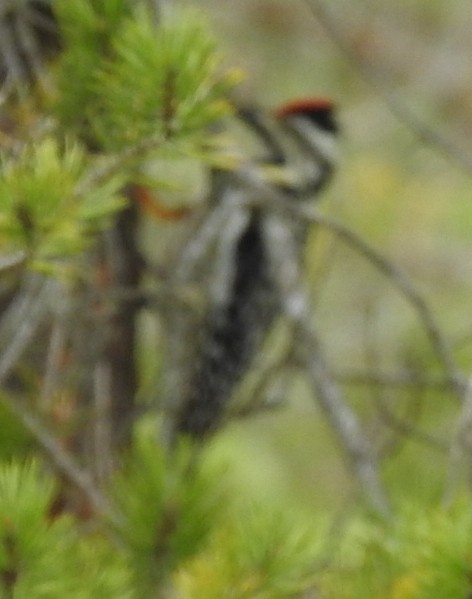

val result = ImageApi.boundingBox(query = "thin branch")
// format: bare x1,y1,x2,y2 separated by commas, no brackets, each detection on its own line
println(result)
2,392,115,520
39,312,67,409
92,359,115,482
0,17,27,86
0,277,53,385
263,208,391,517
300,207,466,400
14,12,51,93
0,277,118,521
0,1,58,99
359,301,405,458
0,251,26,274
374,393,447,452
75,133,166,196
336,370,459,451
300,324,391,517
0,311,125,534
303,0,472,176
334,368,460,391
230,333,295,418
173,201,238,283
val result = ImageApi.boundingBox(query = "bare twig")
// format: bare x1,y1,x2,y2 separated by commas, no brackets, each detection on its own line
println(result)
345,312,445,453
39,312,67,409
0,17,27,87
301,324,391,516
2,392,114,520
231,328,295,418
0,251,26,274
0,276,53,385
334,368,460,391
374,393,447,452
263,208,391,517
173,200,238,283
0,275,117,521
303,0,472,176
92,360,115,482
359,302,402,457
0,0,58,98
299,207,466,400
75,133,165,196
14,12,52,92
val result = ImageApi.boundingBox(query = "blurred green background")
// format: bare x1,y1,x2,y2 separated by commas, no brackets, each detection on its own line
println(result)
160,0,472,515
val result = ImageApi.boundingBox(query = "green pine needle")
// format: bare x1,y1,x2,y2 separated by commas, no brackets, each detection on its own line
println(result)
111,438,227,595
0,137,124,273
54,2,238,151
91,7,236,150
173,506,323,598
320,500,472,599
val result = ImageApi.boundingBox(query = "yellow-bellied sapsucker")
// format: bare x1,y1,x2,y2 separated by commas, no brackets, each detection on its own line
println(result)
174,98,339,439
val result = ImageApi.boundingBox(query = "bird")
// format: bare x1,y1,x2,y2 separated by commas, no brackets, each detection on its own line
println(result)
173,97,339,439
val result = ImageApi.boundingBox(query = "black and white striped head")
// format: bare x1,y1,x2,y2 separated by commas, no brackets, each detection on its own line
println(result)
273,98,339,196
275,98,337,133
